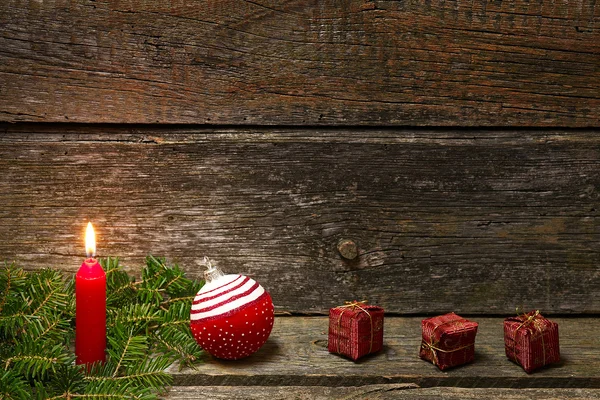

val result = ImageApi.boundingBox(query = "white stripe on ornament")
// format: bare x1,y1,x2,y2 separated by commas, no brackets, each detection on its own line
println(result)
195,275,242,301
191,278,257,311
190,285,265,321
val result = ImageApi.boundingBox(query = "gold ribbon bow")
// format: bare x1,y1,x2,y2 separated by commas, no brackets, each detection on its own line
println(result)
335,300,374,354
422,315,474,366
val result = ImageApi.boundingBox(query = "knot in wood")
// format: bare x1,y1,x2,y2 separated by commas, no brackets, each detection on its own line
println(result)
337,239,358,260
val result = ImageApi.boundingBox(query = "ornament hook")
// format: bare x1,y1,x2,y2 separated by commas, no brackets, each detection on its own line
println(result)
203,256,224,283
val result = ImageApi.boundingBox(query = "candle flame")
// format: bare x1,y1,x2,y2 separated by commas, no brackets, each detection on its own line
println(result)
85,222,96,258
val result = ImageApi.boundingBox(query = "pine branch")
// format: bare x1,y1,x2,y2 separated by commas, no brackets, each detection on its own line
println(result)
108,303,160,333
0,310,29,339
45,364,86,398
86,356,173,392
27,273,65,315
107,327,148,378
104,257,137,308
152,326,203,370
157,301,192,328
0,265,26,316
0,256,204,398
5,339,74,380
31,314,71,342
0,370,29,400
82,378,157,400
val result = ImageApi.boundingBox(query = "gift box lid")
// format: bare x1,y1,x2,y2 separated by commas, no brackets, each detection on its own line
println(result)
504,310,557,337
422,312,478,344
330,302,384,320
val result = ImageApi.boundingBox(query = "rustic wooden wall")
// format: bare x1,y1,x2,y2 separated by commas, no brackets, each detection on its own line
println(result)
1,0,598,126
0,127,597,314
0,1,598,315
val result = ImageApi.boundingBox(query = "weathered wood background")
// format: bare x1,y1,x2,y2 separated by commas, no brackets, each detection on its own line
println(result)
0,127,597,314
1,0,598,126
0,0,598,316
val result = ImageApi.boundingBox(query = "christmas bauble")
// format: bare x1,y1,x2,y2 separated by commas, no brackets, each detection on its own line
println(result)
190,259,274,360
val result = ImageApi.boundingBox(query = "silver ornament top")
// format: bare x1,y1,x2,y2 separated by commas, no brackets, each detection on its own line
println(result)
203,256,224,284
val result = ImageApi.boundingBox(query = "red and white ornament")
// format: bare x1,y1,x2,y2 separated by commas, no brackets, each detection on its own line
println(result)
190,258,274,360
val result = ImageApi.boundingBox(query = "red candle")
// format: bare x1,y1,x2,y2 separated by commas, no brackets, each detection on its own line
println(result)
75,222,106,367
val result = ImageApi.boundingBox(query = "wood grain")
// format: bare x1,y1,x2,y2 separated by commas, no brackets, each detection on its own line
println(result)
1,1,598,126
0,127,598,314
165,386,600,400
168,316,600,388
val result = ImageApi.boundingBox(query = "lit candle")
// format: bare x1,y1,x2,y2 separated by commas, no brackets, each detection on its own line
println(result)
75,222,106,367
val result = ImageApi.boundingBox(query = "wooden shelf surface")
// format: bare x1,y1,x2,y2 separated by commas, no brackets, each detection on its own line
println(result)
168,316,600,389
165,385,600,399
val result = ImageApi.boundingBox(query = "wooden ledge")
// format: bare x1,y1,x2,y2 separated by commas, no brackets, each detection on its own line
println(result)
166,386,600,399
168,316,600,388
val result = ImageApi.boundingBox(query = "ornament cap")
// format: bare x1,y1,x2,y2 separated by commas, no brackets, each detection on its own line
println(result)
203,257,224,284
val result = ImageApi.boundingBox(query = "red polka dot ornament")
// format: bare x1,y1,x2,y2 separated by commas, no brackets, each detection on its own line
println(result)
190,257,275,360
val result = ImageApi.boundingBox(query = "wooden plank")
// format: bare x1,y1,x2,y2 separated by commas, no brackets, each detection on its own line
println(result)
0,127,598,314
165,385,600,400
1,1,598,126
169,316,600,388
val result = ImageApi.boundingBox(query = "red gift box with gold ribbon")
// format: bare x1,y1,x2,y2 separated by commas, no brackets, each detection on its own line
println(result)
504,310,560,373
328,301,384,361
419,312,478,370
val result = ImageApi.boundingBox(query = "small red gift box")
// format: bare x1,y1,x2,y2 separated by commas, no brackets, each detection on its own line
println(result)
504,310,560,373
419,312,478,370
328,301,384,361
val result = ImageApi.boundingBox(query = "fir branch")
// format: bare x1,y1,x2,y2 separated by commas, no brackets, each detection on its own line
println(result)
44,364,86,399
107,303,160,333
29,281,60,316
0,370,29,400
157,301,191,328
86,356,172,392
0,311,30,338
25,269,70,315
0,265,27,316
4,345,73,380
152,326,203,370
0,256,204,398
33,314,71,342
140,256,168,289
0,267,13,316
82,377,158,400
160,295,195,307
107,327,149,378
104,258,137,308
